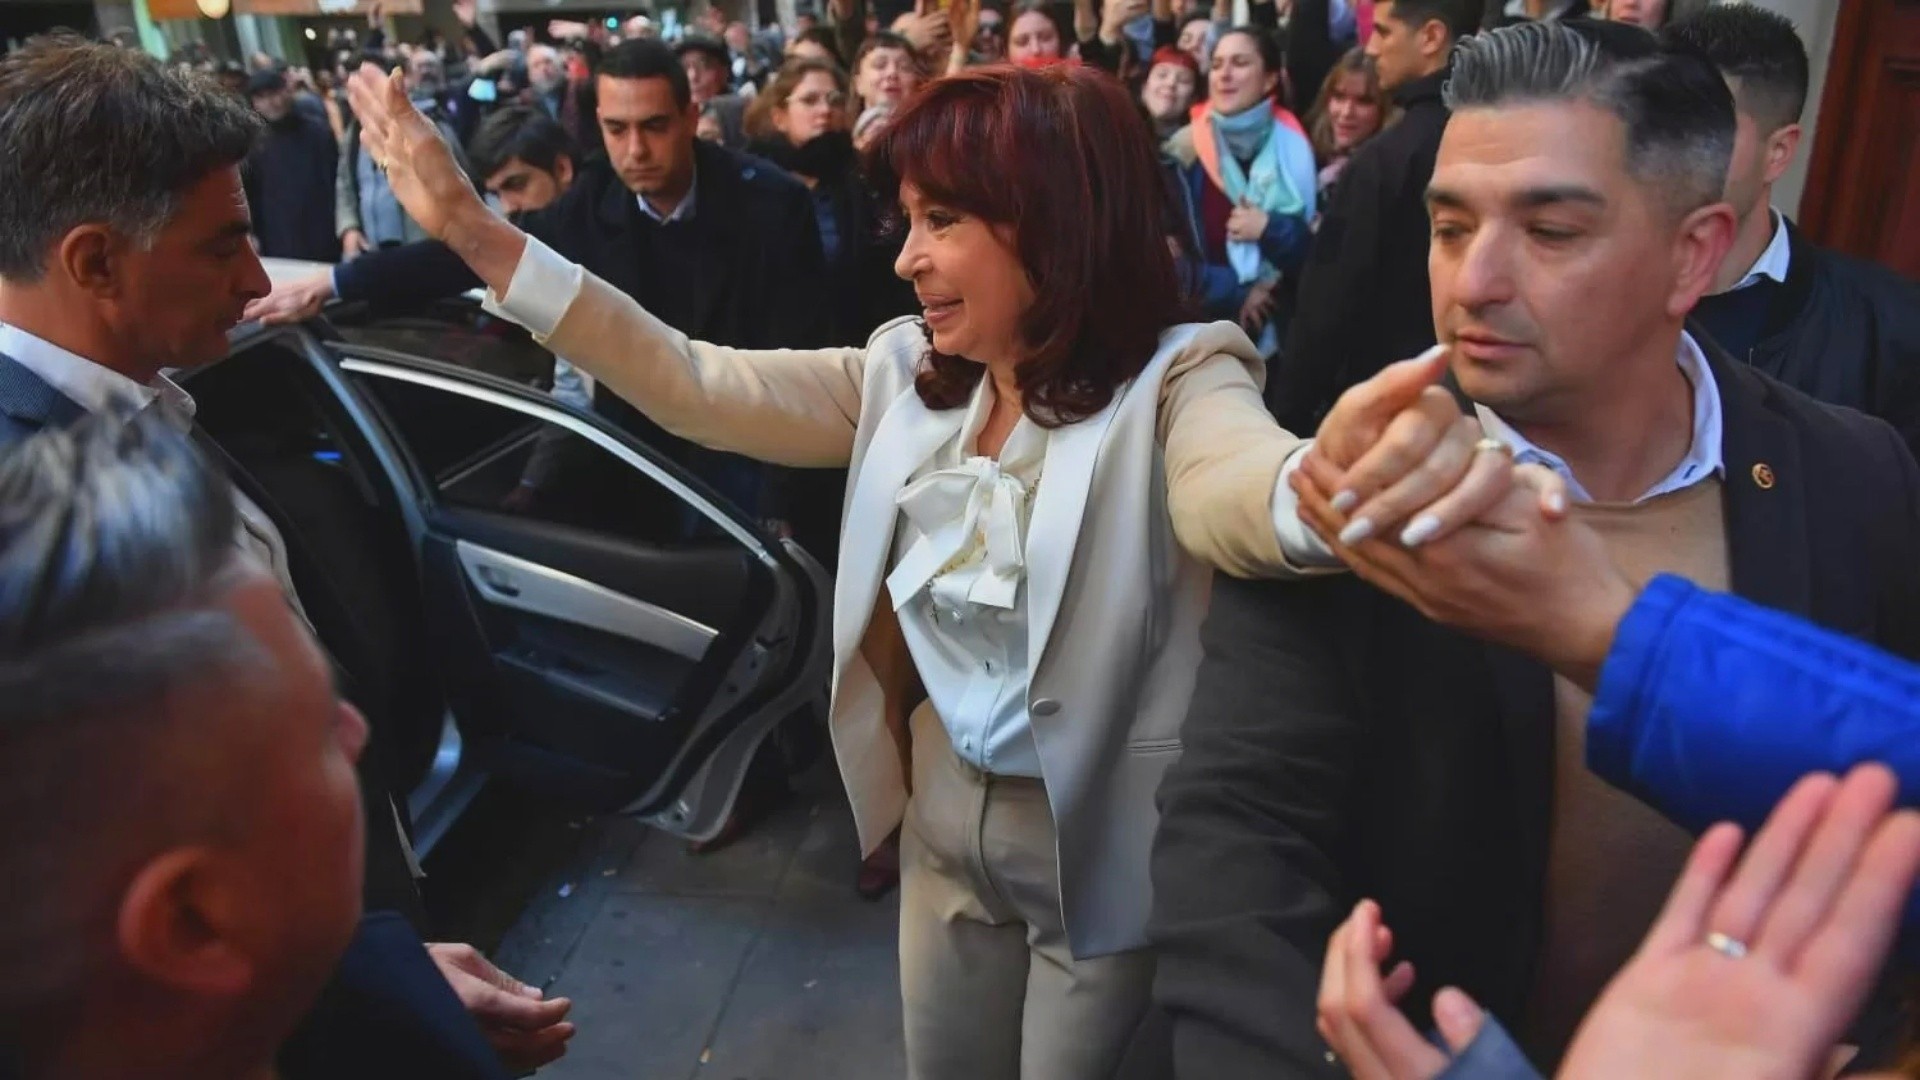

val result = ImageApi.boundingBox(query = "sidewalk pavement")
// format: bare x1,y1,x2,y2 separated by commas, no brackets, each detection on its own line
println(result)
490,764,907,1080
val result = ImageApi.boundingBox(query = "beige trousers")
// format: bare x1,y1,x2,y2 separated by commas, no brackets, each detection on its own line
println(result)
898,703,1154,1080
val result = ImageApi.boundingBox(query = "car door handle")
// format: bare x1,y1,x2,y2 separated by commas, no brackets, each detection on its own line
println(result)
475,562,522,598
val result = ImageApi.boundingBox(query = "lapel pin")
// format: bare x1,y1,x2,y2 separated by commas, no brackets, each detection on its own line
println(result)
1752,463,1776,490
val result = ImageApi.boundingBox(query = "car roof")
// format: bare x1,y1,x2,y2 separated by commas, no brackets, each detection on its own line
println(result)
261,256,334,290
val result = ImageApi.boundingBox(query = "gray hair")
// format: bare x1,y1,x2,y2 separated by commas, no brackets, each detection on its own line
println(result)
1445,20,1736,214
0,413,270,1034
0,32,263,282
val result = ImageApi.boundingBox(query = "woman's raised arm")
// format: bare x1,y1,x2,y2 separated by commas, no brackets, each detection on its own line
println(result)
343,63,867,468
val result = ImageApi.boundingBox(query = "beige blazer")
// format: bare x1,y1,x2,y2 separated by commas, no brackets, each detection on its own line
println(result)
538,274,1309,957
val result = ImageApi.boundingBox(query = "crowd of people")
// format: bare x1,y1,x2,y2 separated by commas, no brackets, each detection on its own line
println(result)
4,0,1920,1077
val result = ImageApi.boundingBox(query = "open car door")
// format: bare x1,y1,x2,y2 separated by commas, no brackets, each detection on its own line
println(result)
327,340,832,843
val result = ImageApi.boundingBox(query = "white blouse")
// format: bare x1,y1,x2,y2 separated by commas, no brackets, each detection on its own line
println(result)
885,377,1048,778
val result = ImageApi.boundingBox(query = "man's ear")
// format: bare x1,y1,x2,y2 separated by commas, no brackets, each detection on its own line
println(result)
53,225,124,299
1762,122,1802,187
554,154,576,188
1671,200,1738,317
116,848,256,999
1418,19,1450,61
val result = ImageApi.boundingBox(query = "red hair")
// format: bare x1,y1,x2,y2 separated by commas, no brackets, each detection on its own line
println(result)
864,64,1190,427
1148,45,1199,78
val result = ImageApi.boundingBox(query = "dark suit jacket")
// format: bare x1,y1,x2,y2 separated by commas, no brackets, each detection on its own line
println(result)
1150,339,1920,1076
1696,220,1920,462
332,139,829,352
1271,69,1450,433
0,353,506,1080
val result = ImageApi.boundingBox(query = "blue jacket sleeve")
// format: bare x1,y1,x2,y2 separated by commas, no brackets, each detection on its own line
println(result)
1589,574,1920,945
1589,574,1920,833
1258,211,1313,278
332,239,482,305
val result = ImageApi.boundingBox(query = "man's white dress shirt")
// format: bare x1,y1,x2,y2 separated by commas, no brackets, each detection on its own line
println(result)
1476,331,1726,503
1728,209,1792,293
0,322,303,612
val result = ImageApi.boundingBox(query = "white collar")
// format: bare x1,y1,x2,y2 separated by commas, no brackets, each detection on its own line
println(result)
0,322,196,432
637,163,698,225
1729,210,1792,291
1474,331,1725,505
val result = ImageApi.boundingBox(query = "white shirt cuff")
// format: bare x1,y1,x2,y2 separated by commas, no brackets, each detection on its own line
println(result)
1272,441,1343,568
482,234,583,340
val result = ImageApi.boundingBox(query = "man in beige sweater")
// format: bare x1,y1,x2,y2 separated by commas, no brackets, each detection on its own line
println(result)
1151,19,1920,1077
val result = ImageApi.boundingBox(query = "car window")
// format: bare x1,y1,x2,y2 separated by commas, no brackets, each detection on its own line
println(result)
351,366,715,547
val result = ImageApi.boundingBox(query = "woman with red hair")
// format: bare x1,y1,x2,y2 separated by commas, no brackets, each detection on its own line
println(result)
1141,45,1200,139
345,60,1338,1078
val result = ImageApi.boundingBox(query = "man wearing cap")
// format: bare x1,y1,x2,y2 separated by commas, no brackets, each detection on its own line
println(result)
244,67,341,262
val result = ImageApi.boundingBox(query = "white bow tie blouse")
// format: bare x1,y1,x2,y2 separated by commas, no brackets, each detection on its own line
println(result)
886,377,1048,778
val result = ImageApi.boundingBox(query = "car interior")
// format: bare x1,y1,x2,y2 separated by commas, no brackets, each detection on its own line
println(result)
192,304,828,846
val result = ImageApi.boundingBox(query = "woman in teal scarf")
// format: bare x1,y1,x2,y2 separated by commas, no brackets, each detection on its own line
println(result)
1164,26,1317,355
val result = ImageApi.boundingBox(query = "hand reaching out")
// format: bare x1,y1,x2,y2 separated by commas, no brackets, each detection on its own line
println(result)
244,273,336,327
1559,765,1920,1080
1317,900,1485,1080
428,942,576,1072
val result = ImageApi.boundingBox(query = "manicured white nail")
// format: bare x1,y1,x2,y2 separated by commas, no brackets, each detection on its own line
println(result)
1338,517,1374,546
1546,489,1567,515
1329,489,1358,513
1399,513,1441,548
1414,343,1449,365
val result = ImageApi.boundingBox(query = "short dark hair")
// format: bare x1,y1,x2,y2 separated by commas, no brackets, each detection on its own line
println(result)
675,33,732,70
1446,20,1735,214
1376,0,1479,43
867,65,1190,427
468,104,577,180
598,37,693,108
794,26,846,66
0,33,262,283
0,414,266,1024
1660,3,1808,133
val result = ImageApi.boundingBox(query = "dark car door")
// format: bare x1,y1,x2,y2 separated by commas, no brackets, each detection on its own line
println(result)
188,323,830,845
333,343,833,842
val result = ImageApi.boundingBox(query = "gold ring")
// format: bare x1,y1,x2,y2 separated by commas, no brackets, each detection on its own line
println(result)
1473,436,1512,456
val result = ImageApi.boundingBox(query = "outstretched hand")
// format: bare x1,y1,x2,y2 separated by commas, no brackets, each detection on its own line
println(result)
1560,765,1920,1080
1316,900,1485,1080
346,62,485,243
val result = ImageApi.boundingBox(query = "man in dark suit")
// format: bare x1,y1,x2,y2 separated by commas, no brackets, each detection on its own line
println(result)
1269,0,1478,432
0,35,564,1078
1151,21,1920,1078
1664,5,1920,461
250,37,830,527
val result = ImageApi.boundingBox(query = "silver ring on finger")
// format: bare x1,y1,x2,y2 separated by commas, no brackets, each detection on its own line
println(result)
1705,931,1749,959
1473,436,1513,457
